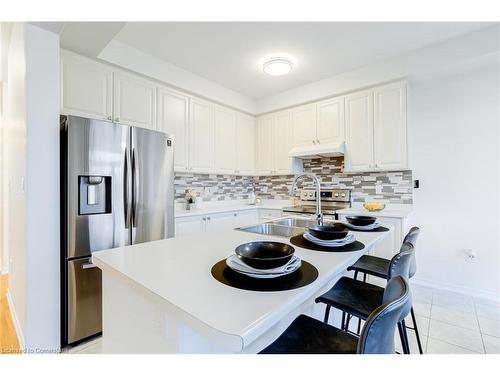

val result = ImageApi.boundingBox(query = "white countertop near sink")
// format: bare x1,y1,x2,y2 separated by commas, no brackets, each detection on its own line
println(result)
175,199,291,218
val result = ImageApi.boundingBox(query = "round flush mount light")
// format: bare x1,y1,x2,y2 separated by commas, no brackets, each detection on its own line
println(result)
262,57,294,76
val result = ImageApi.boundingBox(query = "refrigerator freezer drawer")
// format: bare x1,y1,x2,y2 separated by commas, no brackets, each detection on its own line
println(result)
67,258,102,344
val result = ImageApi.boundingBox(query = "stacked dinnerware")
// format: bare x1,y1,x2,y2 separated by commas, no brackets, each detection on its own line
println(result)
303,223,355,247
226,241,301,278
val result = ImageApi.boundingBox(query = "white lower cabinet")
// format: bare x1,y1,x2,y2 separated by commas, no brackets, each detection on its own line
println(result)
233,210,259,228
175,209,259,237
175,215,206,238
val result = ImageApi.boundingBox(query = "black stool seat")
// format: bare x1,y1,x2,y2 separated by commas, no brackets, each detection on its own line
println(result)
260,315,358,354
315,277,384,320
347,255,390,279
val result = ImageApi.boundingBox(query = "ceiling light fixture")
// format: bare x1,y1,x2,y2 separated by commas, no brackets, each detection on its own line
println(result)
262,57,294,76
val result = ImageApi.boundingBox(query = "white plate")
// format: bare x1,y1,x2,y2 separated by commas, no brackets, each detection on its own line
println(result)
303,232,356,247
226,258,302,279
343,222,380,231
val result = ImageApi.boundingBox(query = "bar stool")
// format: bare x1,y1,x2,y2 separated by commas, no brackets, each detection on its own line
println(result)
260,276,412,354
347,227,423,354
315,242,414,354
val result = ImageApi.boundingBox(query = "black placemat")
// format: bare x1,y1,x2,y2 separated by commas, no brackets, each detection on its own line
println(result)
290,234,365,252
346,226,390,233
211,259,318,292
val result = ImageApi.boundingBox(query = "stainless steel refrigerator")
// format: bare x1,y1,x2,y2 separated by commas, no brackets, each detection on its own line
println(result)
60,115,174,346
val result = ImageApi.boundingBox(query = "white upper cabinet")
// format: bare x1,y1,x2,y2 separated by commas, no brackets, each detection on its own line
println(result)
344,89,375,172
316,97,345,144
189,98,214,173
236,114,256,175
61,50,113,121
273,110,293,174
256,115,274,175
214,106,237,174
157,87,190,172
344,81,408,172
373,82,407,170
113,71,156,129
292,103,317,147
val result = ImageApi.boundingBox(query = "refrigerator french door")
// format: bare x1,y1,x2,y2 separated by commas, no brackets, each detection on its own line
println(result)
61,115,174,346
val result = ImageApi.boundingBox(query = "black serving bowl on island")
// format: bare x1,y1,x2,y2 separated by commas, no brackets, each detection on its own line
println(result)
306,223,349,240
235,241,295,270
346,215,377,226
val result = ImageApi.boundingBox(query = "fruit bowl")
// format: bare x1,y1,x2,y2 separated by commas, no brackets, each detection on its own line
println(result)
363,202,386,212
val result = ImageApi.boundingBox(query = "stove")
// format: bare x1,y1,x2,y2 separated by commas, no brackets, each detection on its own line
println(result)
282,189,351,218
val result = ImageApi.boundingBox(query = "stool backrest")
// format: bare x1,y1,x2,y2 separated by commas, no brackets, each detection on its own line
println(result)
402,227,420,278
357,276,412,354
388,242,414,279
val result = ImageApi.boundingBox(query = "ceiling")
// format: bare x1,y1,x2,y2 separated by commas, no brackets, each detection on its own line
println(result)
56,22,492,99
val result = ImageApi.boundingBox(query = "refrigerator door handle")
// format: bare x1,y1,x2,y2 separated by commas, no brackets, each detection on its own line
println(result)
132,148,139,228
123,146,131,229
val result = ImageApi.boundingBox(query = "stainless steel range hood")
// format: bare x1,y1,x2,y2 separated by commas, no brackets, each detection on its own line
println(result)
288,142,345,159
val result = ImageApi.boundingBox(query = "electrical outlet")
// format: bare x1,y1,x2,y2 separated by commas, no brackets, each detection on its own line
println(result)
464,249,477,263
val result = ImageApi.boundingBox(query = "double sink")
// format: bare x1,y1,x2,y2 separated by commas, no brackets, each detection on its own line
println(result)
237,217,316,238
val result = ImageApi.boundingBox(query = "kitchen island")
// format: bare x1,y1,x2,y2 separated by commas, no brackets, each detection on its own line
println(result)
92,226,390,353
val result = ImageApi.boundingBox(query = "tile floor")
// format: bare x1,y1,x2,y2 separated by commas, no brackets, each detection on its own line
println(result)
66,284,500,354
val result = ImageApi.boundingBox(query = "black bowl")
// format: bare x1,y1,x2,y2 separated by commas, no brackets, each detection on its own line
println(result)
346,215,377,226
235,241,295,270
306,223,349,240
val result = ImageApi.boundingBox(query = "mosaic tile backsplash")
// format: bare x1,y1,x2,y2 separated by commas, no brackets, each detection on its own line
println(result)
174,157,413,204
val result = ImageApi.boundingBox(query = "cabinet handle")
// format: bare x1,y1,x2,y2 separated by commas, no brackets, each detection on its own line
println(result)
312,140,316,145
107,116,112,121
114,117,119,122
234,213,237,217
317,139,320,144
202,217,206,221
207,217,211,220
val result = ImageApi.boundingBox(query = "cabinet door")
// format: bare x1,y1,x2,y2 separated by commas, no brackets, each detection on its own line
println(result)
373,82,407,170
233,210,259,228
235,114,256,175
317,97,345,144
206,213,236,231
344,90,374,172
256,115,274,175
273,110,293,174
189,98,214,173
61,50,113,121
157,88,189,172
214,106,237,174
113,72,156,129
175,216,205,238
292,103,317,147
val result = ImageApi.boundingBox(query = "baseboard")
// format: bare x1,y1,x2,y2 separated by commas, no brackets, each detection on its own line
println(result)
6,290,26,351
411,277,500,303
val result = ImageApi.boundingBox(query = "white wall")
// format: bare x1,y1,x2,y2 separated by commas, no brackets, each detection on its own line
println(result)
98,40,256,114
409,63,500,299
5,22,60,351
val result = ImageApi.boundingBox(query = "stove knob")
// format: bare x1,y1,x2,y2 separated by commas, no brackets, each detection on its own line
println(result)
334,193,339,198
309,193,313,197
341,193,346,198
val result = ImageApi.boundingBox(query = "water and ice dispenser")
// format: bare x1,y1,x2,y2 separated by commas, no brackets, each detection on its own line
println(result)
78,176,112,215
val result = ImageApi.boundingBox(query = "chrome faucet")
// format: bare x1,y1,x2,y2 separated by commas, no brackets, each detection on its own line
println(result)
290,173,323,225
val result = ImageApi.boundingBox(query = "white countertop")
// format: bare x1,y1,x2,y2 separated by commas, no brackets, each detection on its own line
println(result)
92,227,389,351
337,203,413,218
175,199,291,218
175,199,413,219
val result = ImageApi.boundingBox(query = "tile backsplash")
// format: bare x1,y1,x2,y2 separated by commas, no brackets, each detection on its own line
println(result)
174,156,413,204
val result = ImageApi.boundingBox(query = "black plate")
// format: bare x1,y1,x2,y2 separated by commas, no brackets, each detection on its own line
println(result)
346,215,377,226
211,259,319,292
235,241,295,270
290,234,365,253
306,223,348,240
